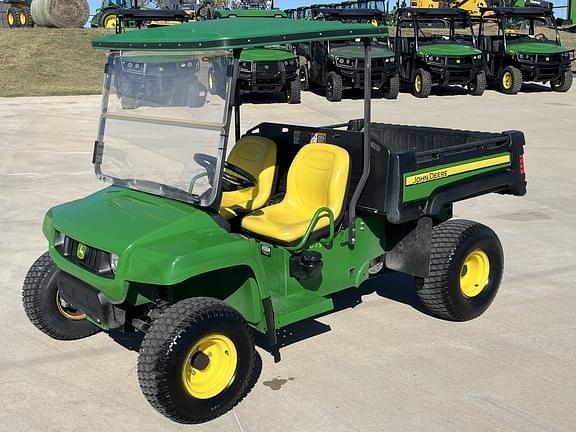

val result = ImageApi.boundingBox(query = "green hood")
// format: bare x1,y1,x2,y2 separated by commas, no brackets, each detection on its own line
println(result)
241,47,296,62
329,45,394,59
417,43,481,57
45,187,228,257
505,41,568,55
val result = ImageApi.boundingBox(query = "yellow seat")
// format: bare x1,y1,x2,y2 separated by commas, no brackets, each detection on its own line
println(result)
241,143,350,244
220,136,277,220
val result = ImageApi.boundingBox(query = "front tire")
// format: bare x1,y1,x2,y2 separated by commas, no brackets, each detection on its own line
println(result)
326,71,343,102
551,70,573,93
500,65,523,94
7,7,20,28
138,298,256,424
382,74,400,99
22,253,100,340
412,68,432,98
287,79,301,104
416,220,504,322
467,70,486,96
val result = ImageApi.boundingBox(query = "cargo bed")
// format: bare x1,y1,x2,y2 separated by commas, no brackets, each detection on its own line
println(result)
246,121,526,224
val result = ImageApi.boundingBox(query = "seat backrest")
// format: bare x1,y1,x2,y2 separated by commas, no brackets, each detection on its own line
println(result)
225,136,277,210
285,143,350,218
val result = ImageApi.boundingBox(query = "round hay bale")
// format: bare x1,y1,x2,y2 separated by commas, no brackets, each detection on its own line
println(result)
30,0,89,28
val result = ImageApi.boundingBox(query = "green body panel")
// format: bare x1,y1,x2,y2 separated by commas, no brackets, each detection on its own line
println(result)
44,187,387,331
505,41,569,55
241,48,295,61
92,18,388,51
216,9,288,18
329,45,394,59
417,43,481,57
403,152,512,203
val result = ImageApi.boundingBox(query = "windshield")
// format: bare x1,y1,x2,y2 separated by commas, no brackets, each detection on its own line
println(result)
398,17,476,45
481,15,560,45
96,51,233,207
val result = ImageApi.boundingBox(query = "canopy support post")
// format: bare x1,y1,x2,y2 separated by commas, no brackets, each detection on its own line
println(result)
348,39,372,247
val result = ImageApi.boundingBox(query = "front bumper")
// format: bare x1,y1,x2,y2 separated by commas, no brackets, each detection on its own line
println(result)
238,62,298,93
515,54,573,81
57,271,126,329
425,57,484,85
339,62,399,89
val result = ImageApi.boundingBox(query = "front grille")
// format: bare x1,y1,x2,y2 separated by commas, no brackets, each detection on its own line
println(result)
446,57,472,67
55,233,114,279
256,62,280,74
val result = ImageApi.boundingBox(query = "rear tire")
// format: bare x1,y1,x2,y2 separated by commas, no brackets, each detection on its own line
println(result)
416,220,504,322
19,6,33,27
326,71,343,102
100,10,118,29
500,65,523,94
287,79,301,104
22,253,100,340
412,68,432,98
7,7,20,28
299,64,310,91
382,74,400,99
551,70,573,92
138,298,256,424
467,70,486,96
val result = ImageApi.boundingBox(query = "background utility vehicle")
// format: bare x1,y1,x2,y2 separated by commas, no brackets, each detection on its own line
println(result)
209,9,302,103
478,7,575,94
396,8,487,98
23,18,526,425
296,8,399,101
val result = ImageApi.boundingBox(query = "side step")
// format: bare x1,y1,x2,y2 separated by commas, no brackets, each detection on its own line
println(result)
271,290,333,328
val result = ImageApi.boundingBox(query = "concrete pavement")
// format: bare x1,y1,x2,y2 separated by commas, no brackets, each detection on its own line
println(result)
1,85,575,432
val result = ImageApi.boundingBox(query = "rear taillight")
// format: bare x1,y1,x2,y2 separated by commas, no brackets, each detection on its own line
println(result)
519,154,525,176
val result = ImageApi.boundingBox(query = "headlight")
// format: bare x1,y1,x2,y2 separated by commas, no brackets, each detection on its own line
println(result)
335,57,354,67
110,254,119,274
54,231,65,247
426,54,443,64
561,52,570,59
283,59,297,67
473,54,482,60
240,61,251,71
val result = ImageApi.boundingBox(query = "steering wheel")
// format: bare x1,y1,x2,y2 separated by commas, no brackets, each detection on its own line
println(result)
193,153,257,192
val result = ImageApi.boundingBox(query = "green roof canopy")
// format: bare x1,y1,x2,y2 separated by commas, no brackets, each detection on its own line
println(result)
92,18,387,51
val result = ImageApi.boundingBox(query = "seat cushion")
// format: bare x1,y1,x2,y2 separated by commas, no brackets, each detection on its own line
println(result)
241,143,350,244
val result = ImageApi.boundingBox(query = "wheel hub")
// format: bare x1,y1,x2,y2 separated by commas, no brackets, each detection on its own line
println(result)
502,72,512,90
182,334,238,400
460,248,490,298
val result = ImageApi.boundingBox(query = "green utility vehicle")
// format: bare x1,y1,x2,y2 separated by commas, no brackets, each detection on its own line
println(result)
210,9,302,103
396,8,487,98
296,8,399,101
23,18,527,424
478,7,575,94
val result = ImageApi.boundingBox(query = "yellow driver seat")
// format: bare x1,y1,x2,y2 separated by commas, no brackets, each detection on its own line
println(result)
220,136,277,220
241,143,350,244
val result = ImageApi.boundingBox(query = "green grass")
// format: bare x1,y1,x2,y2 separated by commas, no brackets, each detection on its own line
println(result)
0,28,110,97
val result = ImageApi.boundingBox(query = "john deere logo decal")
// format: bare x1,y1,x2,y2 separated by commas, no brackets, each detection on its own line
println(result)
76,243,87,260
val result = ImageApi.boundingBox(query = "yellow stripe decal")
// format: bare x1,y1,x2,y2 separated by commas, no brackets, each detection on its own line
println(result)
405,154,511,186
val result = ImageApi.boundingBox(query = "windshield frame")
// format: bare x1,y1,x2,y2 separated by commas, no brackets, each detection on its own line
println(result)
93,49,240,211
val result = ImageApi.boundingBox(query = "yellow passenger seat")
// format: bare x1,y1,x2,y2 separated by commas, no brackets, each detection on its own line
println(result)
220,136,277,220
241,143,350,244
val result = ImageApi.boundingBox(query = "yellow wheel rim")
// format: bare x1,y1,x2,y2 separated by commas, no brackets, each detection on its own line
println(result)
502,71,512,90
56,290,86,321
460,249,490,298
7,12,14,26
182,334,238,400
19,11,26,26
415,74,422,93
104,15,117,29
